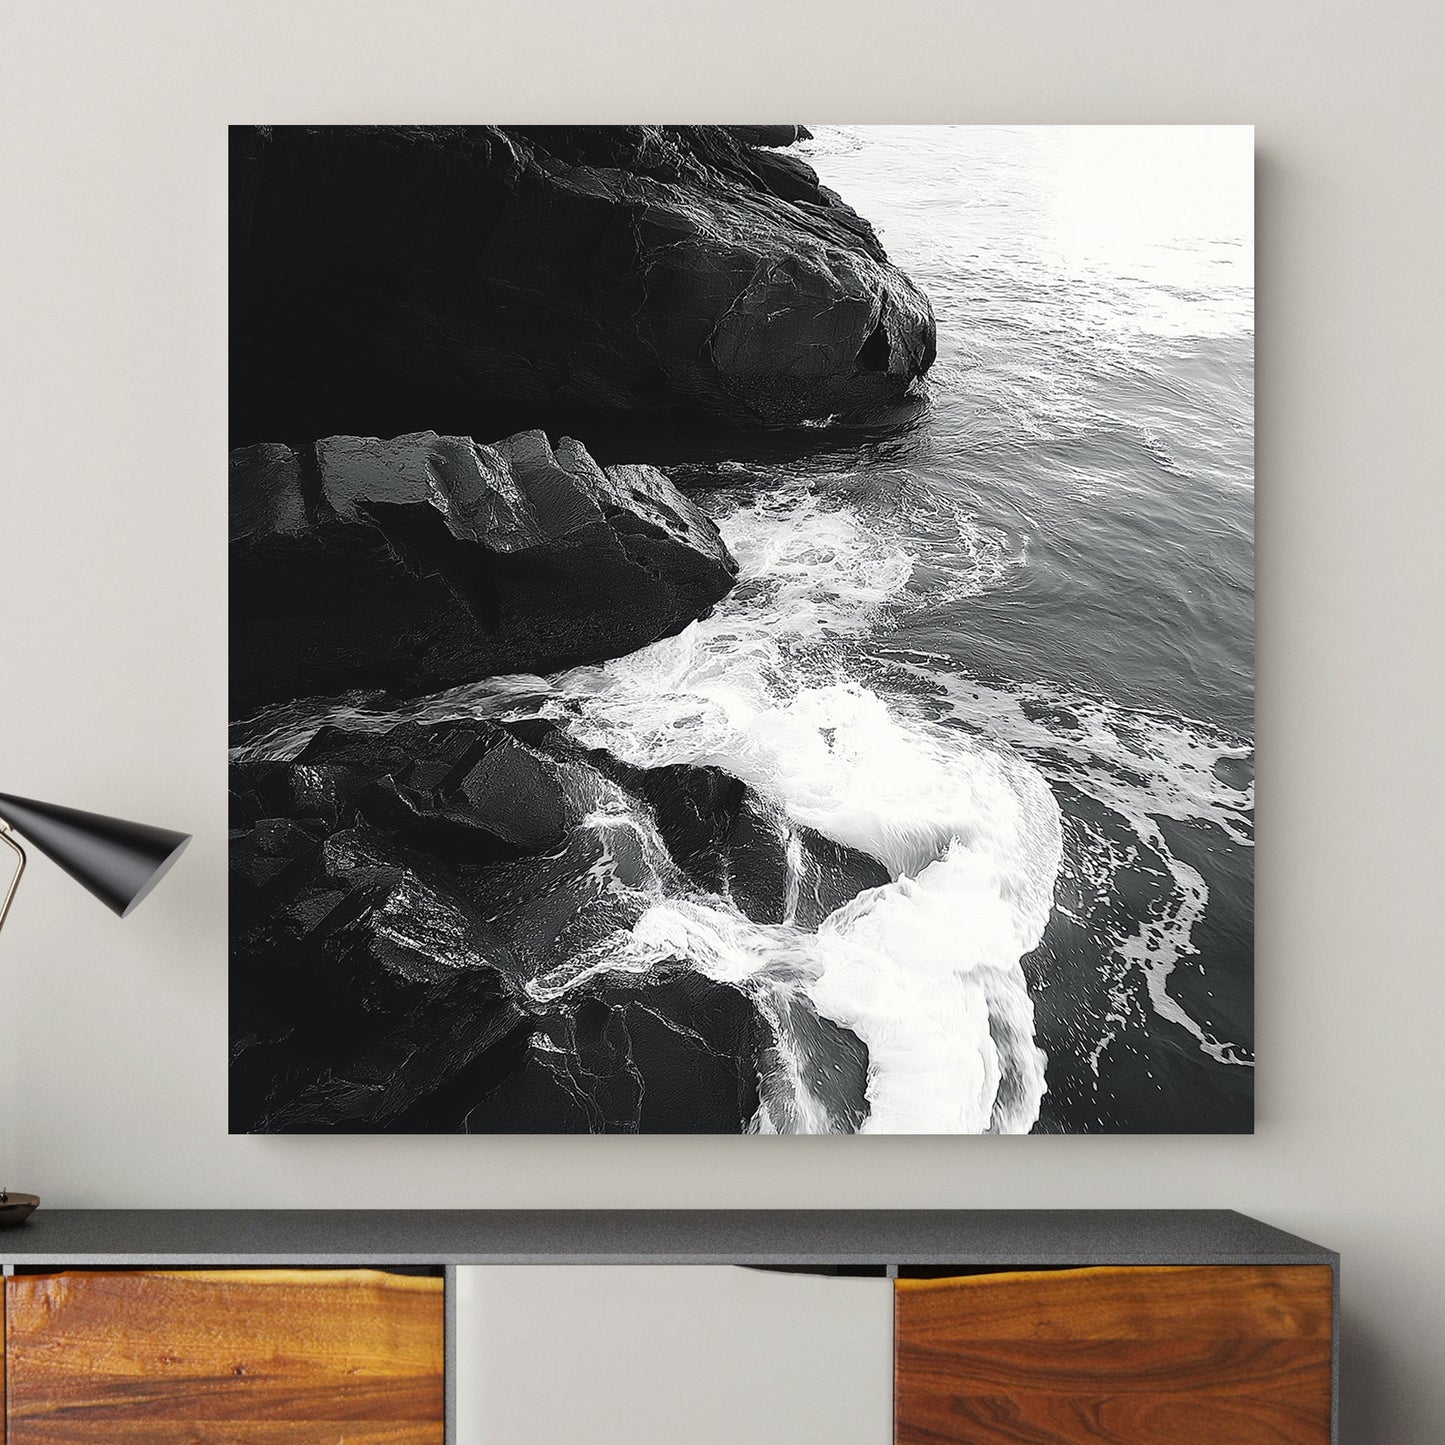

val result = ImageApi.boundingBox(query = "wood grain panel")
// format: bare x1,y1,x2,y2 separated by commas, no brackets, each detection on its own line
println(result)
4,1269,443,1445
895,1265,1333,1445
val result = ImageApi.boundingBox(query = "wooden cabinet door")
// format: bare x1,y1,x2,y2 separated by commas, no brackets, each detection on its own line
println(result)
3,1268,444,1444
894,1264,1333,1445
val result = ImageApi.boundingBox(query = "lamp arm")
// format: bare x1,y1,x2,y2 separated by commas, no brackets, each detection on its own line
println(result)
0,822,24,1203
0,820,25,936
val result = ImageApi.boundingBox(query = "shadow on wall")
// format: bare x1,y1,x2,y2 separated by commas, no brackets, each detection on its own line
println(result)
1341,1306,1390,1443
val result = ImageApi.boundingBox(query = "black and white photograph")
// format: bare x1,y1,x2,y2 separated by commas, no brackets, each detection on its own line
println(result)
229,123,1254,1135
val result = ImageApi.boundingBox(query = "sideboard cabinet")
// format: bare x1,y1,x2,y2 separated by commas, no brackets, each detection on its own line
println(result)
0,1210,1338,1444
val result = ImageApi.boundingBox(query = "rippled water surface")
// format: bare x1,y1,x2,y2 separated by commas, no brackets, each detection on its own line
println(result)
795,126,1255,1130
240,127,1255,1133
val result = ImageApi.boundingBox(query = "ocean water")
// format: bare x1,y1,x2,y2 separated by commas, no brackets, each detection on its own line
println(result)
236,126,1254,1133
784,126,1256,1131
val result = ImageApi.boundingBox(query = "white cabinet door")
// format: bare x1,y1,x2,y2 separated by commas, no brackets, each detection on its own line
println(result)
456,1265,892,1445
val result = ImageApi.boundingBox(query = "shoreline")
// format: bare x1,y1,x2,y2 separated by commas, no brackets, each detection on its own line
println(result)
228,124,1254,1136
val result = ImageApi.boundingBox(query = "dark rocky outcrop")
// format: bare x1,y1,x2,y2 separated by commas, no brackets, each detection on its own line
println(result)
229,814,530,1133
230,717,882,1133
724,125,814,150
458,972,762,1134
580,750,891,930
230,429,737,716
231,125,935,440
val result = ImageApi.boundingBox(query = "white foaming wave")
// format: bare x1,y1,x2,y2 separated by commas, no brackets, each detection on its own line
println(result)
543,495,1064,1131
1114,815,1249,1068
607,822,1056,1135
814,833,1054,1133
875,657,1251,836
881,657,1252,1068
716,484,915,639
541,481,918,778
716,463,1028,613
795,126,870,162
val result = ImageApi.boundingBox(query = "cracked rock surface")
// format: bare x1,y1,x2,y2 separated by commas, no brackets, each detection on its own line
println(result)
231,124,936,437
230,429,737,716
231,718,880,1133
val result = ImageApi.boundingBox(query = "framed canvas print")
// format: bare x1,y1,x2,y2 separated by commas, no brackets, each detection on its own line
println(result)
229,125,1253,1135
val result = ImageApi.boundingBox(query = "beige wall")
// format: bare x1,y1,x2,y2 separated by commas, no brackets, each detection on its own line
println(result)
1,3,1441,1440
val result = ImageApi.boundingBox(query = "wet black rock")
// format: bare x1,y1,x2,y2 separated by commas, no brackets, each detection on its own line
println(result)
230,429,737,716
723,125,814,150
460,970,762,1134
231,125,935,439
582,750,892,929
230,717,883,1133
229,819,529,1133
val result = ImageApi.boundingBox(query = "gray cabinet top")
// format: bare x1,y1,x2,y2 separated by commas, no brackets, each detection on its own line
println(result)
0,1209,1336,1268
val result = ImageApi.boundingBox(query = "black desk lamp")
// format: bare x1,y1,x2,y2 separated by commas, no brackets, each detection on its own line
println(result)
0,792,191,1226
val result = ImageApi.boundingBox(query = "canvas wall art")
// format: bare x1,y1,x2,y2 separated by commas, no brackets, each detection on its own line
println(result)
229,125,1254,1134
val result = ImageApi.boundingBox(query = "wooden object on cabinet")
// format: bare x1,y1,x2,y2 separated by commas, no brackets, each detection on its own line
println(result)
894,1263,1334,1445
3,1268,444,1444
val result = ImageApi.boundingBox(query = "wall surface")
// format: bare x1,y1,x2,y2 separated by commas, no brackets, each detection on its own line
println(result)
0,3,1441,1441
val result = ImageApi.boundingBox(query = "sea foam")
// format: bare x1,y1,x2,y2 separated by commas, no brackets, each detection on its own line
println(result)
540,482,1064,1133
878,658,1254,1071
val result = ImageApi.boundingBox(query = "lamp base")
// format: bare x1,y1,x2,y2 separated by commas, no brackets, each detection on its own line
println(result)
0,1191,40,1227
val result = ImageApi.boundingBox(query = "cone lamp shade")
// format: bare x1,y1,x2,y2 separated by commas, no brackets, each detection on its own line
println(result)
0,791,191,1225
0,793,191,919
